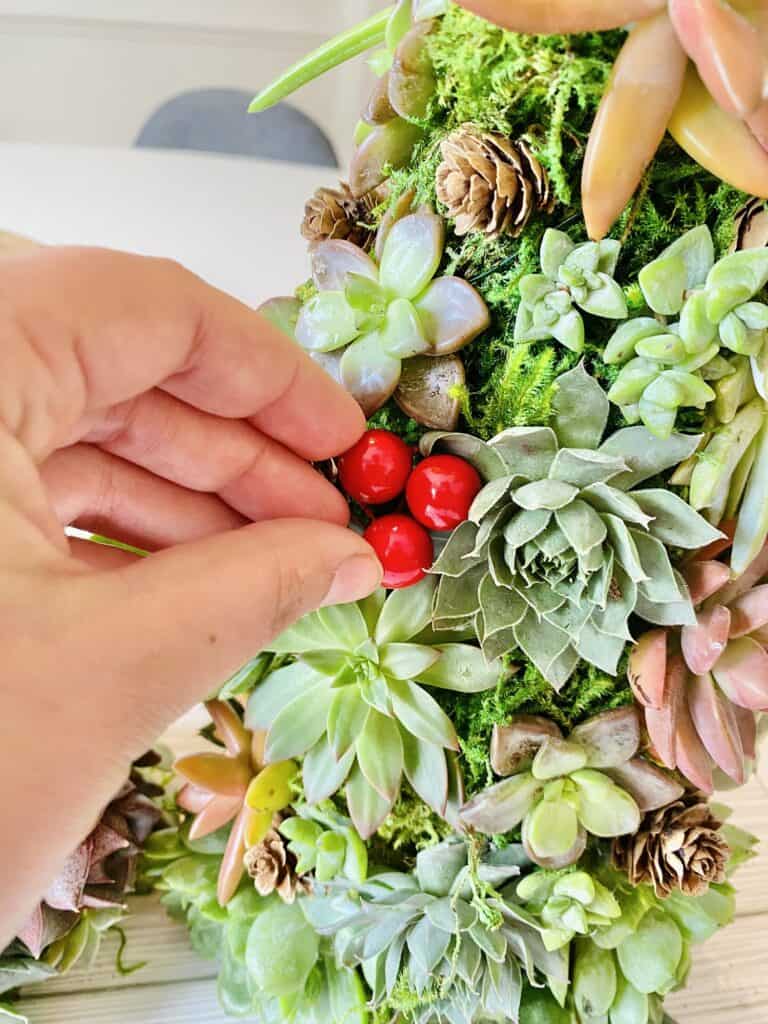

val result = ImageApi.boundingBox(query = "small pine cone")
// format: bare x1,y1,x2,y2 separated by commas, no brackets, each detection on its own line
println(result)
613,793,729,899
436,126,554,239
245,829,310,905
301,182,380,251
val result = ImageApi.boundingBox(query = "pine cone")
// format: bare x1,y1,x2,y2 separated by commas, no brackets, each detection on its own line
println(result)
612,793,729,899
244,829,310,905
301,182,380,251
436,126,554,239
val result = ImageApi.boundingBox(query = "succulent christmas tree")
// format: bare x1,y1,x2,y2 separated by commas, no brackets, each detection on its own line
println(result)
427,363,721,687
246,578,503,837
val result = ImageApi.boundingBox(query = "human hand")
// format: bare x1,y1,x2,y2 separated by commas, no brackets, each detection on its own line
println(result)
0,246,381,944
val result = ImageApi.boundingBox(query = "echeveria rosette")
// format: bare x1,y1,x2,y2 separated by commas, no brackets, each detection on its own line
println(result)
515,869,622,953
629,536,768,794
426,363,722,688
246,578,503,839
294,211,490,417
514,229,628,355
604,225,768,439
303,838,570,1023
460,709,684,869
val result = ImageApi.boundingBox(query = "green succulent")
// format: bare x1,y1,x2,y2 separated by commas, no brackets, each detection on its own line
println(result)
157,850,367,1023
279,806,368,884
515,229,628,354
426,363,722,688
570,868,736,1024
606,226,768,439
294,211,489,417
303,838,569,1024
246,579,504,838
516,870,621,952
459,709,683,869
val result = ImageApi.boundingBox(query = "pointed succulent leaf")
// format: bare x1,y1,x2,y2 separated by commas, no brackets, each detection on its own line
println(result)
513,479,579,511
633,532,685,605
346,763,394,839
711,637,768,712
628,629,668,708
681,605,731,675
571,769,641,837
570,707,640,768
640,226,715,316
349,117,423,197
421,430,509,480
319,601,371,649
401,729,449,814
706,247,768,314
550,309,586,353
599,426,701,490
417,643,501,692
244,664,325,730
551,362,610,450
541,229,576,278
632,489,724,549
328,687,370,761
489,426,560,478
311,239,378,292
578,273,628,319
357,708,404,801
265,683,334,762
245,760,297,811
414,276,490,355
415,839,468,896
265,610,343,654
295,292,359,353
380,642,441,680
555,499,607,555
375,574,437,645
303,737,356,804
549,449,627,488
732,419,768,576
388,678,459,749
459,774,542,834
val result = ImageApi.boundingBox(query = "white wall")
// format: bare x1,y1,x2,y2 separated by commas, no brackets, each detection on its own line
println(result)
0,1,381,165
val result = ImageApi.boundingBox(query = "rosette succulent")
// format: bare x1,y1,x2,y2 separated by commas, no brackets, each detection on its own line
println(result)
427,363,722,687
515,229,627,354
279,805,369,884
516,869,621,952
174,700,298,905
293,210,490,417
303,838,569,1023
246,578,503,838
459,709,683,868
629,536,768,794
605,226,768,439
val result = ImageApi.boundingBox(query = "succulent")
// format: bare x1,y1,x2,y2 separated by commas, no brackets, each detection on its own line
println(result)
14,754,164,961
515,229,628,354
629,536,768,794
457,1,768,239
246,578,502,838
303,837,569,1023
459,708,683,868
570,863,737,1024
426,363,721,687
174,700,298,905
279,805,368,884
516,869,621,952
293,211,489,418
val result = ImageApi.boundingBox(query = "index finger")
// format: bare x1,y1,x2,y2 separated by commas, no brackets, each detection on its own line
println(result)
0,246,364,461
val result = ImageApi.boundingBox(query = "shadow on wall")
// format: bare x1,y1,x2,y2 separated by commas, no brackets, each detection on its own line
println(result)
135,88,337,167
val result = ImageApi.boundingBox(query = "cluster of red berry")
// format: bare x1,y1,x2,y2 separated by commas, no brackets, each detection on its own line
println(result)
337,429,482,589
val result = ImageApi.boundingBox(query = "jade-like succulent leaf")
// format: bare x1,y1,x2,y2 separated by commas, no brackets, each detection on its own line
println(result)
414,276,491,354
616,911,683,996
541,229,575,278
578,273,628,318
460,774,543,834
349,117,423,197
380,297,430,358
571,770,641,837
525,798,580,859
379,212,444,300
639,226,715,315
531,738,588,780
570,707,640,768
295,292,358,352
312,240,379,292
340,332,402,415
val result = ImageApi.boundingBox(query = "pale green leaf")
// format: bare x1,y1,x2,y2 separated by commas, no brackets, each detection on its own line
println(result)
295,291,358,352
389,678,459,749
379,212,443,300
380,642,441,680
245,663,325,730
632,489,724,549
417,643,500,692
346,763,395,839
375,575,437,644
551,362,609,450
328,687,369,760
265,682,334,761
303,735,355,804
357,708,403,801
401,728,448,813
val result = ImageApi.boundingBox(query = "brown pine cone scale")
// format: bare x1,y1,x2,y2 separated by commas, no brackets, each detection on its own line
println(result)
300,182,381,251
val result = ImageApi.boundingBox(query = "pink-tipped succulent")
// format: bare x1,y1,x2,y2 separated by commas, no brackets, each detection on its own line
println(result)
458,0,768,239
16,754,164,958
629,533,768,794
175,700,297,906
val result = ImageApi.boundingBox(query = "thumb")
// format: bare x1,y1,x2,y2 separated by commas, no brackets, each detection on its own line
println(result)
67,519,381,747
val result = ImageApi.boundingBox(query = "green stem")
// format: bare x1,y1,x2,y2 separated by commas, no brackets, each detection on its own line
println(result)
249,7,394,114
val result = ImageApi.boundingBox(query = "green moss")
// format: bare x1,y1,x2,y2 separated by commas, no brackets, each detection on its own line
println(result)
438,658,633,794
376,784,453,856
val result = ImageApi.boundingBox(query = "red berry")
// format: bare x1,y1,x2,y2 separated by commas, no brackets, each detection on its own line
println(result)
364,514,434,589
406,455,483,531
338,429,413,505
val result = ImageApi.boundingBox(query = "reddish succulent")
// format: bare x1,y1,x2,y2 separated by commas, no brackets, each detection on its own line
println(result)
629,533,768,793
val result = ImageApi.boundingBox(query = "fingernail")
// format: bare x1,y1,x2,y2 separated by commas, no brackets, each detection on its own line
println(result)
323,553,383,607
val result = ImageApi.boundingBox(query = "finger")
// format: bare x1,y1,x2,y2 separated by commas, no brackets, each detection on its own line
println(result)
78,389,349,525
41,444,248,549
0,246,364,462
68,536,141,570
55,520,382,743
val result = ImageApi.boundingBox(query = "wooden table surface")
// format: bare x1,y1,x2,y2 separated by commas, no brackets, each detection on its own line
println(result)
4,142,767,1023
